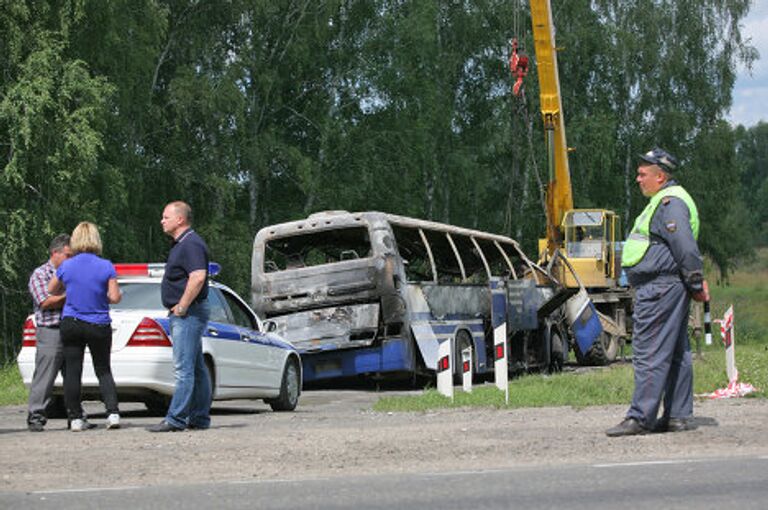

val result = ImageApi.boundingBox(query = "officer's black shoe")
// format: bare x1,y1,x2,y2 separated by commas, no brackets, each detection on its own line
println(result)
606,418,648,437
652,417,669,433
653,417,697,433
667,418,697,433
28,422,44,432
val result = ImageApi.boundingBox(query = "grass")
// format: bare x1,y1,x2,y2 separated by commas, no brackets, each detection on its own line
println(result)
375,344,767,412
375,249,768,413
707,247,768,345
0,363,26,406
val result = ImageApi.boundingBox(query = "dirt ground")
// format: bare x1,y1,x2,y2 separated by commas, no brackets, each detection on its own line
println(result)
1,388,767,493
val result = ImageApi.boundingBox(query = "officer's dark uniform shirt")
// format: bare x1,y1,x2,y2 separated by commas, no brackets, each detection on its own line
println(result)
161,228,209,309
625,180,704,293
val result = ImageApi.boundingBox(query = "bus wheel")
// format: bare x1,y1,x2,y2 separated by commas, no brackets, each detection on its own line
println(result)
576,332,619,366
453,330,473,383
548,328,565,373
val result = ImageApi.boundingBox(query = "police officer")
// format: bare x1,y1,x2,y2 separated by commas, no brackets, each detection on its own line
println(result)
606,147,709,437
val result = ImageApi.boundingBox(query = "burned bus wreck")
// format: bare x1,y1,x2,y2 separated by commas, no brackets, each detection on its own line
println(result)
252,211,578,383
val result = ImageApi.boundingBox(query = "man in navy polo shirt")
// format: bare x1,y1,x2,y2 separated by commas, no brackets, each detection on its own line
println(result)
148,201,211,432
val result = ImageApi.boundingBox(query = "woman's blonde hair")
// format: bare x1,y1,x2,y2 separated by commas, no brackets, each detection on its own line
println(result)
70,221,103,255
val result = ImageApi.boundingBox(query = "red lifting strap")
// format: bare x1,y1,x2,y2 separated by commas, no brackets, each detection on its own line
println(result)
509,38,528,96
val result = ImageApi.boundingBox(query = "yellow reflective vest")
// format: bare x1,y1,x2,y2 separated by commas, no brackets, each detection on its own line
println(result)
621,185,699,268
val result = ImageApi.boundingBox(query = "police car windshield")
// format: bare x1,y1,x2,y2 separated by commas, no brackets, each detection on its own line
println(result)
111,282,164,310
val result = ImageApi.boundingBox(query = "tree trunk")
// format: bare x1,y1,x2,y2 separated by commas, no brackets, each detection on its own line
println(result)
623,148,633,233
249,171,260,232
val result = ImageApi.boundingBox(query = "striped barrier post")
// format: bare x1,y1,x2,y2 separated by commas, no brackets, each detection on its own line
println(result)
721,305,737,383
704,301,712,346
461,346,472,393
436,337,454,401
490,277,509,405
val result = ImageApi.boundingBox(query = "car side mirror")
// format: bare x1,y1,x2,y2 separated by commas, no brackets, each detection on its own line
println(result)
263,320,278,333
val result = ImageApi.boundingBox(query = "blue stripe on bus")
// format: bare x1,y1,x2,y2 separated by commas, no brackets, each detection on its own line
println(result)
300,337,414,382
429,323,483,334
410,312,483,321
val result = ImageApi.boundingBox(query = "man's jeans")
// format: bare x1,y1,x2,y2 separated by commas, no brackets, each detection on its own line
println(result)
166,300,211,429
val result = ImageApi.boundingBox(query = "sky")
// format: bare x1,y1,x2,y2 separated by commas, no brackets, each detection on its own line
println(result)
728,1,768,127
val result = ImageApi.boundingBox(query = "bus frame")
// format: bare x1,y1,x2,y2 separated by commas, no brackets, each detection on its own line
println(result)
252,211,572,383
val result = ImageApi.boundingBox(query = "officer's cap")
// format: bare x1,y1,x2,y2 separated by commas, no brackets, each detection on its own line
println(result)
639,147,678,173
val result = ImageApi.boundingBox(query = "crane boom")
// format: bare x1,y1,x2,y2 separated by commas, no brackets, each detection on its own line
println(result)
530,0,573,254
521,0,634,367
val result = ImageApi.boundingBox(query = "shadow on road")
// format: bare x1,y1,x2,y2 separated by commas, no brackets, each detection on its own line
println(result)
693,416,719,428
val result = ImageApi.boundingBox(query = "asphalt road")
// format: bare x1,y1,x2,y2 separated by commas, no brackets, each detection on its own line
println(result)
3,456,767,510
2,387,768,509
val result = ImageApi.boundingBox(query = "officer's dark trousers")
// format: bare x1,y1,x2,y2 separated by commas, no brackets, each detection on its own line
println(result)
627,276,693,428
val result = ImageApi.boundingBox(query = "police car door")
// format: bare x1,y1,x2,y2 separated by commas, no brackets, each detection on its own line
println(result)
214,287,277,392
205,288,264,395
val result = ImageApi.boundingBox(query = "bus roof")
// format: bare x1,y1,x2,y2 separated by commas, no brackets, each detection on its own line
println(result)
254,210,524,249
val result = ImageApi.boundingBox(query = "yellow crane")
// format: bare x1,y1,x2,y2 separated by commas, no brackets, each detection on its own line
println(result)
521,0,632,364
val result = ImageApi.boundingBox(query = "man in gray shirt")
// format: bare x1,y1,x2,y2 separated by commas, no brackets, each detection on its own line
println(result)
27,234,71,431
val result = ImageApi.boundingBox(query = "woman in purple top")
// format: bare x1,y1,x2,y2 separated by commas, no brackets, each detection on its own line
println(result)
49,222,122,432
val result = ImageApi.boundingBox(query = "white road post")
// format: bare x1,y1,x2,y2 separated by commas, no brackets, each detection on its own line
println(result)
704,301,713,346
461,346,472,393
491,277,509,405
436,337,454,401
722,305,737,383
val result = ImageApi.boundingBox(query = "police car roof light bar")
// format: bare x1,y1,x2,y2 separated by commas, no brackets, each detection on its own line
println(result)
115,262,221,278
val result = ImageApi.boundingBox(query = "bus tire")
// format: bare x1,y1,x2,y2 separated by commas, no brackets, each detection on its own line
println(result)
453,330,473,383
575,331,619,366
548,328,565,373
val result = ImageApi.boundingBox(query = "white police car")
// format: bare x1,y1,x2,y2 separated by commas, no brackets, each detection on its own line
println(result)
17,263,302,414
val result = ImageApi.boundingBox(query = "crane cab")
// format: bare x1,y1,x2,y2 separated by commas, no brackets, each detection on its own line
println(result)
560,209,622,289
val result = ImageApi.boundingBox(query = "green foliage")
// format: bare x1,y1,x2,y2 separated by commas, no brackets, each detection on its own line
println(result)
734,122,768,245
0,363,26,406
0,0,762,361
688,121,752,277
708,248,768,343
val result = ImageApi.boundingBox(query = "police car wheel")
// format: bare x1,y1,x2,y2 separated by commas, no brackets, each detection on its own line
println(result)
205,357,215,408
268,357,300,412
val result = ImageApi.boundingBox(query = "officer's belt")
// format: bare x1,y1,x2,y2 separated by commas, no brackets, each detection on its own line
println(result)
628,272,681,288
